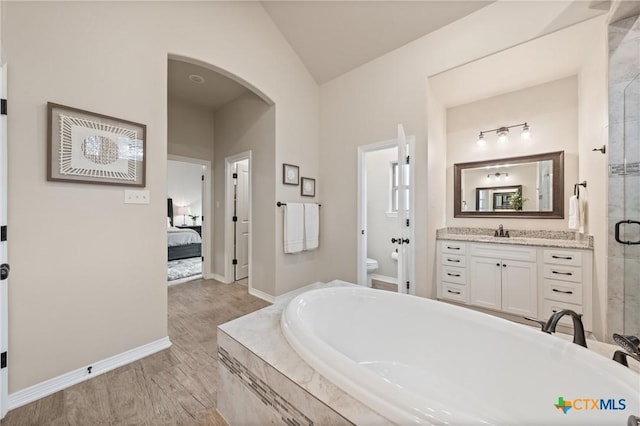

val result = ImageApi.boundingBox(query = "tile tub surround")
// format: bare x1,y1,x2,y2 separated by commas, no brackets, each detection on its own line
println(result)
217,280,389,425
217,281,638,424
436,227,594,249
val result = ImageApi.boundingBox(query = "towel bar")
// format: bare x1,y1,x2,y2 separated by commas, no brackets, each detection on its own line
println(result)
277,201,321,207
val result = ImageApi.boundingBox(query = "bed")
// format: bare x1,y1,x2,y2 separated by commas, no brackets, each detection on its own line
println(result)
167,198,202,261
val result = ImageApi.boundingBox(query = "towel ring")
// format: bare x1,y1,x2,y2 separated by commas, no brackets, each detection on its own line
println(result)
574,181,587,198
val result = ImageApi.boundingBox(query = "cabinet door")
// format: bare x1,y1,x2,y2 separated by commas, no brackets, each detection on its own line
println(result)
501,260,537,317
469,257,502,310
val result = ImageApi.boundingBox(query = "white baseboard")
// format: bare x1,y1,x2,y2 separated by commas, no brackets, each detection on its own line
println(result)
8,336,171,411
248,287,275,303
167,274,203,286
204,273,216,280
212,273,230,283
370,273,398,285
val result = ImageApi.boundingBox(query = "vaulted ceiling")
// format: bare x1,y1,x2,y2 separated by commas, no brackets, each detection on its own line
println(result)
168,1,611,111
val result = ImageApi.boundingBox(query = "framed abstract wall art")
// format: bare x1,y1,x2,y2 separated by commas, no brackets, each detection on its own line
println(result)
47,102,146,187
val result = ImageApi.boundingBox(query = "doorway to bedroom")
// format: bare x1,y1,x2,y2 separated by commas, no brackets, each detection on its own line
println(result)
167,157,208,284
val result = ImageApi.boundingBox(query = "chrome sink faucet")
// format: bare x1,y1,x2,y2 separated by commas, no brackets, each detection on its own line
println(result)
542,310,588,348
494,224,510,238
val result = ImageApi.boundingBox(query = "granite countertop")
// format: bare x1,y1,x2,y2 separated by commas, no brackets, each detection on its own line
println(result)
437,227,593,250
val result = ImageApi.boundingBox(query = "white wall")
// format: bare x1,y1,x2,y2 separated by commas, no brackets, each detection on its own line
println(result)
366,147,397,278
167,160,203,225
5,1,318,394
578,21,609,339
213,92,275,292
446,76,579,228
167,97,215,162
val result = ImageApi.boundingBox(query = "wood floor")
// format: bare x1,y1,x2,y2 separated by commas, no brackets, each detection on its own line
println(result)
1,279,269,426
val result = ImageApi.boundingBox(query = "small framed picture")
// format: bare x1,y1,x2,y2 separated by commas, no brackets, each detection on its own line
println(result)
283,163,299,185
301,177,316,197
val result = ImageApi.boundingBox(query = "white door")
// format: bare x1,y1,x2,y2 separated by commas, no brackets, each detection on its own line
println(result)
0,54,8,419
357,125,414,294
234,161,249,280
394,124,413,294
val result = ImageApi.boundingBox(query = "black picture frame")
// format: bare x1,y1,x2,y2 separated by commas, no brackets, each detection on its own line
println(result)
301,177,315,197
283,163,299,185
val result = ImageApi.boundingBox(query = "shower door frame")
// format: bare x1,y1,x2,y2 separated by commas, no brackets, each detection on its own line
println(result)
620,72,640,336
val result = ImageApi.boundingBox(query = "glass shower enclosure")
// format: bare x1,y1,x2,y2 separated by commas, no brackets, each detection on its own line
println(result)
617,72,640,336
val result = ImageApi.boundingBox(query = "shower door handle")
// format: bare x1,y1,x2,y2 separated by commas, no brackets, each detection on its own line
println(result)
615,220,640,245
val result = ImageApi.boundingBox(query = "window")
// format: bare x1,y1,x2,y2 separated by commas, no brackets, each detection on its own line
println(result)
391,161,399,212
390,161,410,213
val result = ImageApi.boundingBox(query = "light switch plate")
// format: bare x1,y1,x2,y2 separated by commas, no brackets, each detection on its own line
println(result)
124,189,150,204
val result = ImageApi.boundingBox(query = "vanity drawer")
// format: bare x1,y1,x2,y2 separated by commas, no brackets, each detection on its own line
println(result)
441,241,466,255
441,266,466,285
543,279,582,305
441,283,467,303
470,244,537,262
543,249,582,267
542,299,583,327
543,264,582,283
442,254,466,267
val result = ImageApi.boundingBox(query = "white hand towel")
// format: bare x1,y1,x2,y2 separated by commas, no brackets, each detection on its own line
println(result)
578,197,586,234
284,203,304,254
568,195,579,230
304,203,319,250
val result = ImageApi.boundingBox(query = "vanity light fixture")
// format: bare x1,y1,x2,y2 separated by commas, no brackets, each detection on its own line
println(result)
477,122,531,144
487,172,509,179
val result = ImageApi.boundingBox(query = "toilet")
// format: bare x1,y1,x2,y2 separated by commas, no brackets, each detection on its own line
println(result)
366,258,379,287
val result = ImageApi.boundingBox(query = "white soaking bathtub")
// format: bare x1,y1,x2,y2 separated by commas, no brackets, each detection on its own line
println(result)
281,286,639,425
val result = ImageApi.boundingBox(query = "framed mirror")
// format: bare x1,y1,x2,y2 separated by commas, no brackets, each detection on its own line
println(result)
454,151,564,218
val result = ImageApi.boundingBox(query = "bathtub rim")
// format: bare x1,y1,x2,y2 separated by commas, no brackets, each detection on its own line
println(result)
281,286,640,425
281,287,494,425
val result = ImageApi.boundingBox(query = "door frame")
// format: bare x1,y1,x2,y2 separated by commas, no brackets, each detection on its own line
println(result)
357,135,415,293
167,155,211,279
224,151,252,289
0,50,7,419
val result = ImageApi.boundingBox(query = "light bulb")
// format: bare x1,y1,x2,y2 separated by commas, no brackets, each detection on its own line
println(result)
522,123,531,139
497,127,509,143
477,132,485,145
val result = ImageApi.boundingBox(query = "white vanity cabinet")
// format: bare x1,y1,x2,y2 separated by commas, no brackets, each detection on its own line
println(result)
541,248,592,330
436,241,468,303
469,244,537,317
437,239,593,331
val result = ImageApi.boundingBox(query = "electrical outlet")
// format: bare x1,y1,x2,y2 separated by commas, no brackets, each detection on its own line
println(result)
124,189,150,204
